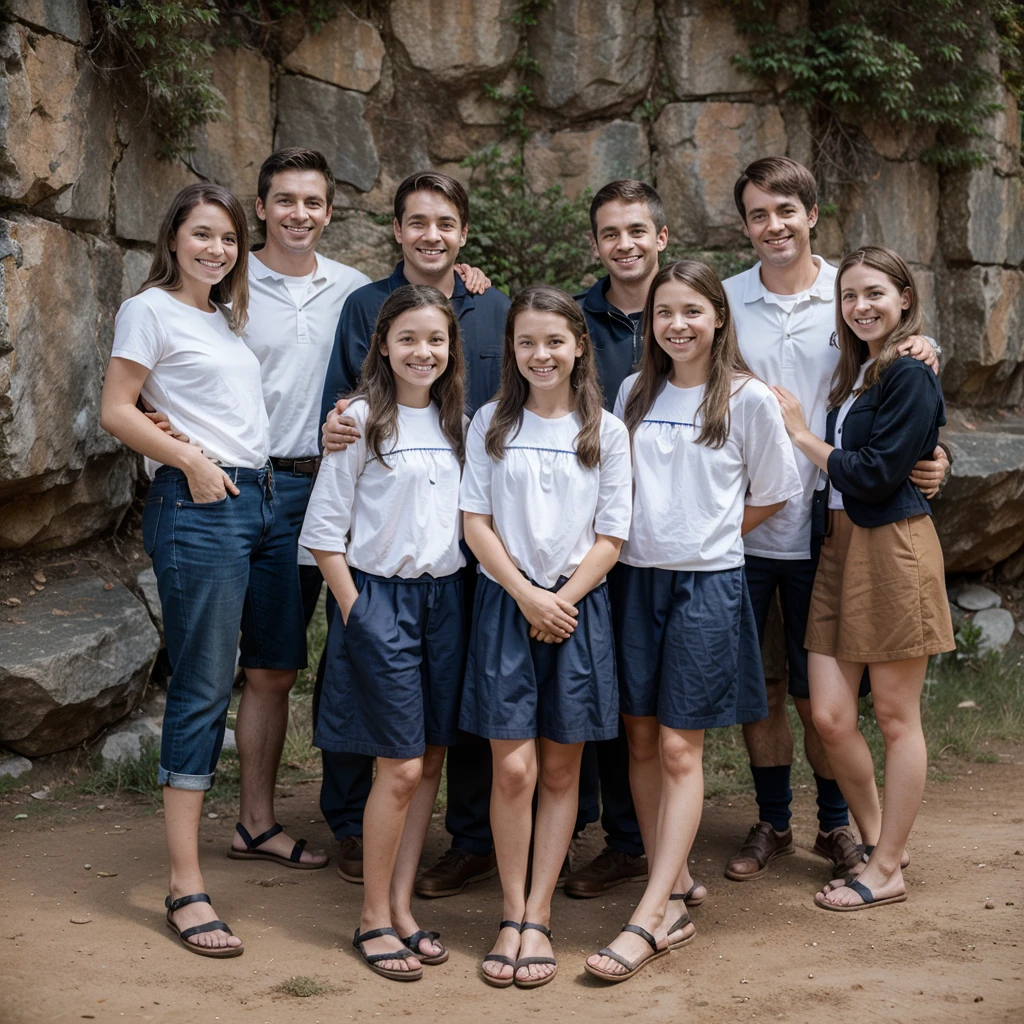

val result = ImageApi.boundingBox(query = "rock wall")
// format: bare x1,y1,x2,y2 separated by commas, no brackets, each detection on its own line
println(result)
1,0,1023,570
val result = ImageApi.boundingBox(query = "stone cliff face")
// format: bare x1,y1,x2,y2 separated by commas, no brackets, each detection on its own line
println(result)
1,0,1022,572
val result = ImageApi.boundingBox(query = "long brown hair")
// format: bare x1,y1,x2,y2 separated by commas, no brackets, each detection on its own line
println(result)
623,260,752,449
484,284,605,469
140,183,250,334
352,285,466,467
828,246,923,409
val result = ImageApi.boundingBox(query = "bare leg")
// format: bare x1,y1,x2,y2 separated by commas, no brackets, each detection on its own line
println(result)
390,745,446,958
482,739,537,983
516,740,584,983
794,695,835,778
808,653,880,844
358,756,424,972
165,787,241,951
742,678,792,766
588,728,704,976
232,668,326,865
819,657,928,907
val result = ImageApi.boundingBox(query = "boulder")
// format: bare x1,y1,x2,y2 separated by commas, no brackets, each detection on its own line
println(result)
0,25,116,219
0,753,32,779
940,167,1024,267
275,76,379,193
390,0,519,83
283,8,385,93
136,566,162,634
953,584,1002,611
10,0,91,43
523,121,650,200
653,101,788,247
318,210,398,283
0,576,159,756
100,716,161,766
973,608,1015,653
658,1,758,97
933,429,1024,572
528,0,657,116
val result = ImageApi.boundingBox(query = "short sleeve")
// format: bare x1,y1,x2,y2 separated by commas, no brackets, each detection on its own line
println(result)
594,415,633,540
459,406,495,515
298,402,369,554
742,387,804,507
612,373,638,422
111,294,165,370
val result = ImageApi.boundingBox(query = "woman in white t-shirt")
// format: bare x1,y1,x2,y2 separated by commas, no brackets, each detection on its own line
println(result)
459,285,633,989
585,260,802,982
100,183,272,959
300,285,468,982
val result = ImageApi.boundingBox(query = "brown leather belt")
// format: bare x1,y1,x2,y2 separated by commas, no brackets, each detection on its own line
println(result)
270,456,320,475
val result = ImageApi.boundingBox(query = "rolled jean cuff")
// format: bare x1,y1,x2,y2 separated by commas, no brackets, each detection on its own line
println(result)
159,766,215,791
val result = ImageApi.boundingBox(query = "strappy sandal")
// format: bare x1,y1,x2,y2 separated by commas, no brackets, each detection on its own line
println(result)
585,923,667,983
681,880,706,907
401,929,449,966
481,919,521,988
665,894,698,951
353,926,423,981
226,822,326,870
814,878,907,913
165,893,243,958
515,921,557,989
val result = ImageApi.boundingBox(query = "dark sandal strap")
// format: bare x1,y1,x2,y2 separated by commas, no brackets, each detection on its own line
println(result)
353,925,403,947
521,921,551,938
668,892,686,901
165,892,212,913
845,879,874,904
365,949,416,965
483,954,517,967
621,923,658,951
516,956,556,966
596,946,636,972
667,914,691,934
289,837,308,863
402,930,440,950
179,919,232,942
235,821,284,850
499,919,522,932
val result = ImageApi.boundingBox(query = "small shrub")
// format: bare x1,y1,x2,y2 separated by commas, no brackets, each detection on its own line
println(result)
275,975,331,998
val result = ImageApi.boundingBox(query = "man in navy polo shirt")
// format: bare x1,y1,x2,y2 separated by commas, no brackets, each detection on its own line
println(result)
318,170,509,897
561,180,671,899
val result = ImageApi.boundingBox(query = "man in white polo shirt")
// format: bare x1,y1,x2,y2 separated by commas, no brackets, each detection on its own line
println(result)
721,156,948,882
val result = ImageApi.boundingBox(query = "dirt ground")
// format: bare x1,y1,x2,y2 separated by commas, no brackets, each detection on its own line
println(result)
1,756,1021,1024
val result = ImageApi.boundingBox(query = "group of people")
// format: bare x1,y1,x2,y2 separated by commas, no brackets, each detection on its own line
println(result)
99,148,956,987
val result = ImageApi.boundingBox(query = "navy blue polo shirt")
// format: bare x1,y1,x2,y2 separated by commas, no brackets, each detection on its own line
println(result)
319,261,510,428
576,276,645,411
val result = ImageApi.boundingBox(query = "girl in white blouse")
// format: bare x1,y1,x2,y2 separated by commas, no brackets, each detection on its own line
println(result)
459,285,632,989
301,285,467,982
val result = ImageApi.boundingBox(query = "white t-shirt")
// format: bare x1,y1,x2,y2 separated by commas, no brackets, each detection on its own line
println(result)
724,256,839,560
111,287,270,469
459,403,632,589
829,359,876,511
246,252,371,460
614,374,803,571
299,399,465,579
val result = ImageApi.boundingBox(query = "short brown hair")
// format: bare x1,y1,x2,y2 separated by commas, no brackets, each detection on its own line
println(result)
393,171,469,229
734,157,817,222
258,148,335,207
590,180,667,236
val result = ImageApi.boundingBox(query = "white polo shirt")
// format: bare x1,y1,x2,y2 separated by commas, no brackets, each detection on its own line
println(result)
723,256,839,561
246,251,370,459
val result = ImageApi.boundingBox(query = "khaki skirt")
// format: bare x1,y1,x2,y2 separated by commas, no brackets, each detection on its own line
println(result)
805,510,955,663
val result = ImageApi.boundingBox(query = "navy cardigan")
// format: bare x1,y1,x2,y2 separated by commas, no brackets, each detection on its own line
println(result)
824,355,945,528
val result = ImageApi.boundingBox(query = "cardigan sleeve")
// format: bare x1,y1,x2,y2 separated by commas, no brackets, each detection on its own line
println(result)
826,358,943,504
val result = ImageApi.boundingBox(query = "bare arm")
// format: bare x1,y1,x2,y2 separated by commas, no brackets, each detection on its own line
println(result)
742,500,786,536
100,357,238,502
771,385,834,473
310,550,360,624
463,511,578,639
321,397,362,454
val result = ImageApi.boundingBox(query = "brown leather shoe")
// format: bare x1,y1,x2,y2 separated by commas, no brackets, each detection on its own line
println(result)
414,847,497,899
724,822,794,880
336,835,363,884
562,846,648,899
813,826,863,878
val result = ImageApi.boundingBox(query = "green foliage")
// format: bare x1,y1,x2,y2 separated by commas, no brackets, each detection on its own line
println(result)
459,147,600,295
728,0,1021,170
955,619,984,656
80,738,162,797
275,976,332,997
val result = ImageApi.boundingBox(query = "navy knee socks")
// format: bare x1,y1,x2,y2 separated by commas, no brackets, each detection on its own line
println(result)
813,772,850,833
750,764,792,832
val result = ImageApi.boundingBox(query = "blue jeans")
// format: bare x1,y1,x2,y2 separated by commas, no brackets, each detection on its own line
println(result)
144,465,281,791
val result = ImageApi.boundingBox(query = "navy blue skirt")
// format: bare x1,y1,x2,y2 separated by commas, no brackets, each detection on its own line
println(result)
460,573,620,744
611,563,768,730
315,570,466,759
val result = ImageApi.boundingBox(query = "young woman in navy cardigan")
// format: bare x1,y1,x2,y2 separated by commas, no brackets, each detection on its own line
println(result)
772,246,954,913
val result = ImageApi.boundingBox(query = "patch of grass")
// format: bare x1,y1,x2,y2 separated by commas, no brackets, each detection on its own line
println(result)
275,975,331,998
80,739,162,798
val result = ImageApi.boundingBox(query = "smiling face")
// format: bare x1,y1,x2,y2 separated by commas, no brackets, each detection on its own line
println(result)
256,168,332,259
393,190,468,283
740,182,817,271
651,278,722,383
839,263,911,353
591,199,668,287
169,202,238,300
380,305,451,406
512,308,584,399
